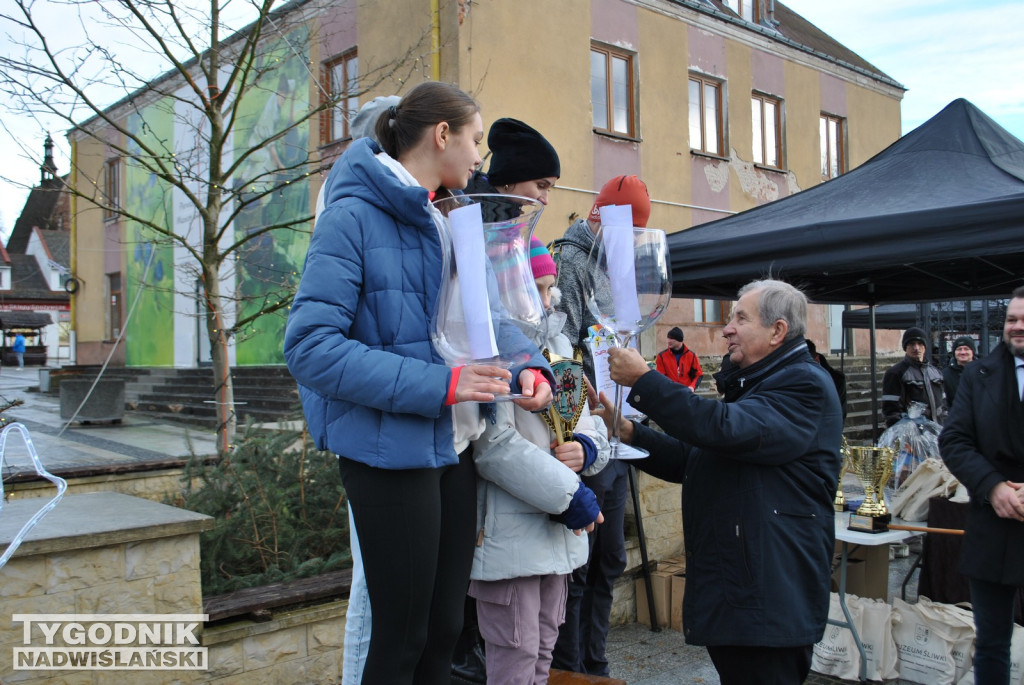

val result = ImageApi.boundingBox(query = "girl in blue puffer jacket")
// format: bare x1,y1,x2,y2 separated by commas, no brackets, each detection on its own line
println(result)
285,82,553,685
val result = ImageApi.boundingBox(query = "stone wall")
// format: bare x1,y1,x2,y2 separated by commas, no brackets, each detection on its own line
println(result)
0,492,348,684
608,468,684,627
6,467,191,504
203,602,346,684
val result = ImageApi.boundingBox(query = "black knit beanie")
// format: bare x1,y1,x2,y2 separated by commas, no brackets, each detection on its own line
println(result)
951,335,977,356
486,118,560,187
667,327,684,342
901,327,927,350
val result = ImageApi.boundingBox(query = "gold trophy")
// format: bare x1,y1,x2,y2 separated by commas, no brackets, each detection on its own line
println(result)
542,347,586,444
834,436,852,513
846,444,895,533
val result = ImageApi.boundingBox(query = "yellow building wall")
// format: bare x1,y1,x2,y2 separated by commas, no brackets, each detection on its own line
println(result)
70,131,126,366
846,86,903,168
454,0,596,242
781,60,824,190
636,8,694,233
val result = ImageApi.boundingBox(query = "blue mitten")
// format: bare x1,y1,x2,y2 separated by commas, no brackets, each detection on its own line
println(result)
550,482,600,530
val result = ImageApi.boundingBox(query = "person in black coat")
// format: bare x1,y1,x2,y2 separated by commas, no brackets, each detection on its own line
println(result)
939,286,1024,685
601,279,842,685
882,327,948,427
806,338,848,420
942,335,978,408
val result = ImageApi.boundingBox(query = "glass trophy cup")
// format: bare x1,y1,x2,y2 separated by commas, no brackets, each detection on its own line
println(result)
585,207,672,458
431,194,547,400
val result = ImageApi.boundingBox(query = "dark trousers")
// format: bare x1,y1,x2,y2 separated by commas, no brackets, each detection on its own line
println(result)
706,644,813,685
551,459,629,675
969,577,1018,685
339,448,477,685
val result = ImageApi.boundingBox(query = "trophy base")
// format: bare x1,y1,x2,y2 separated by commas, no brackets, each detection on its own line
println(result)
848,512,891,534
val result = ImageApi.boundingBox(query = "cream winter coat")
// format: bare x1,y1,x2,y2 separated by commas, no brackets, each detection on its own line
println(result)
470,312,609,581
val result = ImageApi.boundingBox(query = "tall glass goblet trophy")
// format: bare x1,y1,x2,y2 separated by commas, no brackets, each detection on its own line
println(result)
585,206,672,457
430,193,548,400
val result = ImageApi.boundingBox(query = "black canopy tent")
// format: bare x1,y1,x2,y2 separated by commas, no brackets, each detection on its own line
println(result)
842,301,1007,361
664,99,1024,437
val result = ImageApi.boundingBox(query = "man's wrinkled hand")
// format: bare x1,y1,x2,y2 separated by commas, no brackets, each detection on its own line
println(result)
607,347,651,387
592,391,634,443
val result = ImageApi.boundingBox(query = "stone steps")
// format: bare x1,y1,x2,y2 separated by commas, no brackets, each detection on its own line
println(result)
50,365,304,430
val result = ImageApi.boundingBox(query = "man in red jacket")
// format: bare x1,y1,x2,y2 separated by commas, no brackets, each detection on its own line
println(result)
655,327,703,390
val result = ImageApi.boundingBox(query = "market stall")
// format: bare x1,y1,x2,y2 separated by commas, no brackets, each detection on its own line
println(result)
0,311,53,366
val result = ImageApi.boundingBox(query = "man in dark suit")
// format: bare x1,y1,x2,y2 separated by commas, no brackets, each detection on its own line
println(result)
940,285,1024,685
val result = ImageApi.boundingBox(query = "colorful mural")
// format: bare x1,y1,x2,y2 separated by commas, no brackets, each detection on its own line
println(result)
233,26,312,365
118,28,313,367
124,100,175,366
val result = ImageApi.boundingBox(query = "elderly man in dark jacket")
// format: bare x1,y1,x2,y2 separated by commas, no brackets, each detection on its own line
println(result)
939,286,1024,685
603,279,842,685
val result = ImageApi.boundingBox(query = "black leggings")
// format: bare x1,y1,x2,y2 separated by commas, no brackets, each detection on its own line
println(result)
339,448,477,685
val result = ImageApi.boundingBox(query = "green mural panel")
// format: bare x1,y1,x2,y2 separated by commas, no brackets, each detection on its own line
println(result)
124,100,175,366
234,27,312,365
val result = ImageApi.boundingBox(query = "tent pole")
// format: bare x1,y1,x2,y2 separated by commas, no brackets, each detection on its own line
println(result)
869,296,879,441
982,301,990,355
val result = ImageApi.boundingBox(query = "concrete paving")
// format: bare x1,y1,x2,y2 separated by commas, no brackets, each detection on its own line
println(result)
606,551,921,684
0,367,218,482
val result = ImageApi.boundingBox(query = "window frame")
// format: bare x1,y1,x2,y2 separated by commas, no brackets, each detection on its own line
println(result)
323,49,359,144
688,73,725,157
722,0,761,22
103,157,121,221
694,299,725,325
107,272,122,340
590,42,638,139
751,92,783,169
820,112,846,180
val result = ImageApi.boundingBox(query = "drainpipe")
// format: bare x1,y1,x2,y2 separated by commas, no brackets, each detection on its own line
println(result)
69,138,77,366
431,0,441,80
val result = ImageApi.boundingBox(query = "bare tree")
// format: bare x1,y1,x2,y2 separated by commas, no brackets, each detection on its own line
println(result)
0,0,433,454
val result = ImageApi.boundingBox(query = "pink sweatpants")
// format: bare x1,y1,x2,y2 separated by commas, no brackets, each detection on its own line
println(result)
470,573,569,685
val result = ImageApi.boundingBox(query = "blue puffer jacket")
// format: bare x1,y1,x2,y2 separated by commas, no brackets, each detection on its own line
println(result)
285,139,548,470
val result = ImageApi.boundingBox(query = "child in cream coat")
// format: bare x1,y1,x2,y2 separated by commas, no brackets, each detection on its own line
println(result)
469,238,610,684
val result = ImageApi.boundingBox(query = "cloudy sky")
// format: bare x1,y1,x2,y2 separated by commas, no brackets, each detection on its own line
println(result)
1,0,1022,236
781,0,1024,139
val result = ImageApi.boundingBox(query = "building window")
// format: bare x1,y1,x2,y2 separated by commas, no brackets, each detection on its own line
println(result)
107,272,121,340
694,299,724,325
324,50,358,143
722,0,760,22
689,75,723,156
591,43,636,137
820,113,845,180
103,158,120,220
751,93,782,168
